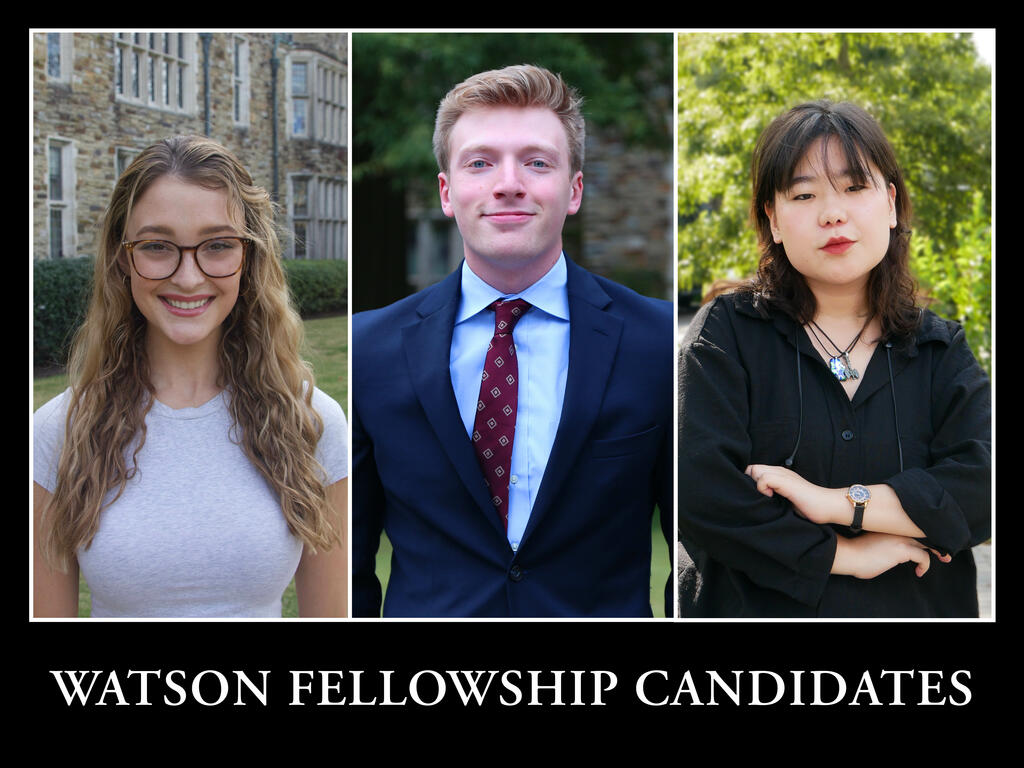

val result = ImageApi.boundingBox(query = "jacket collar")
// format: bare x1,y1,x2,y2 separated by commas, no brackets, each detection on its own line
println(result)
402,269,501,523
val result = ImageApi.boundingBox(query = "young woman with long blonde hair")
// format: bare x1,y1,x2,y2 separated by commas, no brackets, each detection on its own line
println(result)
34,136,347,617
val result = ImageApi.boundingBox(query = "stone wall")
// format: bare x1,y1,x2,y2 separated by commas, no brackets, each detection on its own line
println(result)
32,32,347,262
580,133,674,300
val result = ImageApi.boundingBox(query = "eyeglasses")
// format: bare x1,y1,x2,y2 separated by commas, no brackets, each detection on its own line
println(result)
122,237,250,280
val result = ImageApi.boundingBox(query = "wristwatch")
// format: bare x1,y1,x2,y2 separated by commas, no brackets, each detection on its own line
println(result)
846,484,871,532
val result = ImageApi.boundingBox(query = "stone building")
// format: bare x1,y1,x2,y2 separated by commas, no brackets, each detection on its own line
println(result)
32,32,347,262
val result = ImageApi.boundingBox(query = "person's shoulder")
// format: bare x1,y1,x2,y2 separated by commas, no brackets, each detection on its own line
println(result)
692,288,765,324
310,386,348,480
353,291,421,328
310,386,347,428
682,288,777,351
34,387,73,431
579,268,673,329
34,388,73,490
352,288,433,370
352,278,454,336
587,270,669,307
915,307,962,347
911,308,988,376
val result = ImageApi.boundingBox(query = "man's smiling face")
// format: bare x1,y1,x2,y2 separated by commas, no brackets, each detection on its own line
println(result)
439,106,583,292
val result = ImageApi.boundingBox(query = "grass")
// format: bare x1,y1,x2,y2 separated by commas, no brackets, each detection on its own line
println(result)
302,314,349,407
33,372,68,412
33,313,348,618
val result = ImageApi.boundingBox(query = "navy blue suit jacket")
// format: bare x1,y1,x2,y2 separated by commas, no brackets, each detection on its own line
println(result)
352,257,673,617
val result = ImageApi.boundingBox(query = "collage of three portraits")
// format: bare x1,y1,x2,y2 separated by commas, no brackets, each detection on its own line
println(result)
30,30,994,620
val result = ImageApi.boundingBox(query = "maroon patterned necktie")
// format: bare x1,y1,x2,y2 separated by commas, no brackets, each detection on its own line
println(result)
472,298,531,530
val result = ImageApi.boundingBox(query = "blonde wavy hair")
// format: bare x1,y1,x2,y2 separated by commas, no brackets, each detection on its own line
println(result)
41,135,339,571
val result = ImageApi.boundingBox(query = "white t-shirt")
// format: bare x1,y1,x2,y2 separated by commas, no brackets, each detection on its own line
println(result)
33,387,347,618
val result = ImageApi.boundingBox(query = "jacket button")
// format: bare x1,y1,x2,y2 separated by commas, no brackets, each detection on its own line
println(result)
508,564,523,582
841,429,854,441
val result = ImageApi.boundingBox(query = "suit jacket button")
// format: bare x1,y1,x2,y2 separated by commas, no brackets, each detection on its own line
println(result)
509,564,523,582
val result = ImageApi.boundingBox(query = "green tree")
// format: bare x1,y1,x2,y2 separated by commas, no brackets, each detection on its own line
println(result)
354,33,672,185
677,32,991,370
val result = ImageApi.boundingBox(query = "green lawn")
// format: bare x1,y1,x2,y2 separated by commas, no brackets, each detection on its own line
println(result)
33,313,348,618
302,314,348,407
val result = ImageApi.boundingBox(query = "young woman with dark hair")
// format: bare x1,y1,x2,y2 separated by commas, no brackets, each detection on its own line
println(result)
678,101,990,617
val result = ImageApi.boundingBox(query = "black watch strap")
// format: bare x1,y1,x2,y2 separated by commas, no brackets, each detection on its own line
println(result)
850,502,865,532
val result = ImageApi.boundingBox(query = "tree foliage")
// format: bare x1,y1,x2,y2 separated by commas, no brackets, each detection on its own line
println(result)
677,32,991,371
353,33,672,187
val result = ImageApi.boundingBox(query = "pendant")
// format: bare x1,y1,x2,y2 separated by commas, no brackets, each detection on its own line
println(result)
829,355,849,381
829,354,859,382
841,353,859,380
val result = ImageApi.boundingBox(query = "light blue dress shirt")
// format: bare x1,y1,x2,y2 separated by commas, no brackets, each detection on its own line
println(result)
449,255,570,552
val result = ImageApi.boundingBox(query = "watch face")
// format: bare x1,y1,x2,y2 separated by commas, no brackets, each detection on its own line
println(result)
849,484,871,503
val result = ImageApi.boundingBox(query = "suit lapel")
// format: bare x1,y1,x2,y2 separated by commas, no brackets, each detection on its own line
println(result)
521,259,622,544
402,269,499,522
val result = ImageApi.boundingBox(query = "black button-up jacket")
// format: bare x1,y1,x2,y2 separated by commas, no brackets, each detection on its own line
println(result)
678,291,991,617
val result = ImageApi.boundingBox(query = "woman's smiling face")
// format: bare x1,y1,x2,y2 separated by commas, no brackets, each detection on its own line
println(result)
766,138,897,298
123,175,243,353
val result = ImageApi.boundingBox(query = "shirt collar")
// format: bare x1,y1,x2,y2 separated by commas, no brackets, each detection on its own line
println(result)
455,253,570,324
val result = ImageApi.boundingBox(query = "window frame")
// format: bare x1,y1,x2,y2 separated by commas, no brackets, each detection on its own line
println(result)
113,32,196,114
287,174,347,261
114,146,139,182
286,51,346,146
287,56,311,139
46,137,76,259
232,35,250,127
45,33,73,83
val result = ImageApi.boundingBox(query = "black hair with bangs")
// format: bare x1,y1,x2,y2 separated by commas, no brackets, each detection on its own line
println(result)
747,100,919,341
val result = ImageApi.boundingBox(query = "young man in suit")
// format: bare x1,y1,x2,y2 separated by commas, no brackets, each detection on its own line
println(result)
352,64,673,617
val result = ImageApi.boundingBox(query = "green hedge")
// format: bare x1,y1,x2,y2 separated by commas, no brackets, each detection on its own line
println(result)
33,257,93,368
281,258,348,316
33,257,348,368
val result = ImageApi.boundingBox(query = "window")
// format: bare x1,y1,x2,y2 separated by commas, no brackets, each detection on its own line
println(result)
290,61,309,137
115,147,139,180
289,175,346,260
291,175,310,258
45,33,72,83
46,138,76,259
114,32,194,112
287,52,346,146
233,36,250,126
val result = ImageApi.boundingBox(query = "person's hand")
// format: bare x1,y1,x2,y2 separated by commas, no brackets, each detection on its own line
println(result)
833,532,952,579
745,463,839,525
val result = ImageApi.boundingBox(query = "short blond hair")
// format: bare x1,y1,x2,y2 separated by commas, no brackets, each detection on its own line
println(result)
433,64,585,176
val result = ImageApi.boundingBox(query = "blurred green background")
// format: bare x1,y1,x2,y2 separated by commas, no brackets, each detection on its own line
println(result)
677,31,992,372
